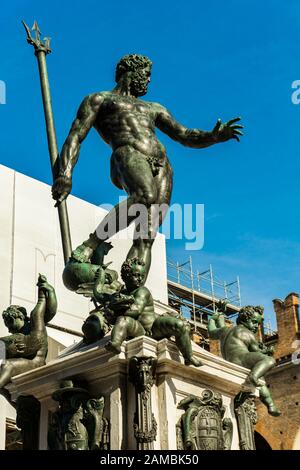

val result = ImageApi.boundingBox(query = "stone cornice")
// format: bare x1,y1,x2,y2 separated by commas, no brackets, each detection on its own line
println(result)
7,335,257,401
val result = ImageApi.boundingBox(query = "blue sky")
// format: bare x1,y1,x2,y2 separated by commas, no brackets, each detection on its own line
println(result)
1,0,300,328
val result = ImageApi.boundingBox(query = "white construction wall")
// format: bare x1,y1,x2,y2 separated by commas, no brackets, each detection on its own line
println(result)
0,164,169,448
0,164,168,332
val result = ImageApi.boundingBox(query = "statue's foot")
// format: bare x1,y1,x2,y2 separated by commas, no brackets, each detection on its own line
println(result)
105,340,121,354
71,244,94,263
268,404,281,417
184,356,203,367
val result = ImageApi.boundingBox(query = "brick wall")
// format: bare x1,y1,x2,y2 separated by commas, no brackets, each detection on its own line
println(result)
273,293,299,359
255,292,300,449
255,363,300,449
209,338,222,356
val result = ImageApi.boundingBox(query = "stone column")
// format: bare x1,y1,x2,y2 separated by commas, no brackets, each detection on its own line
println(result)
234,392,257,450
16,395,41,450
129,356,157,450
39,398,54,450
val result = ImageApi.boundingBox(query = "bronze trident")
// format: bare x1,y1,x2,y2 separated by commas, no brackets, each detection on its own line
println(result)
22,20,72,264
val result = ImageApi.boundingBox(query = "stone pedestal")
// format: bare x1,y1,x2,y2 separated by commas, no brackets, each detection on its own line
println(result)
0,397,7,450
8,336,257,450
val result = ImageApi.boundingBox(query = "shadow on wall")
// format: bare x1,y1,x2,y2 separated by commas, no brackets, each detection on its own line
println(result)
254,431,272,450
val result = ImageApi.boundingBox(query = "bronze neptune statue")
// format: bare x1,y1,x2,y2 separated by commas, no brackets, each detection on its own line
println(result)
52,54,243,285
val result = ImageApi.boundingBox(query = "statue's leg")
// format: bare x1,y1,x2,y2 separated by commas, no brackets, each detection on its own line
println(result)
152,317,202,367
259,384,281,416
126,237,155,282
242,352,275,385
93,266,107,300
117,149,160,280
74,148,159,262
94,198,138,241
71,198,138,262
0,361,14,390
155,161,173,223
106,316,145,353
125,159,173,281
181,408,198,449
0,358,43,406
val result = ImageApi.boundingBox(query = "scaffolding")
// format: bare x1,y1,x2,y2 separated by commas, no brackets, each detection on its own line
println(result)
167,256,241,331
263,317,277,338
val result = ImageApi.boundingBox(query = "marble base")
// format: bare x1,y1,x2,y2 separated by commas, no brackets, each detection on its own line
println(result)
8,336,257,450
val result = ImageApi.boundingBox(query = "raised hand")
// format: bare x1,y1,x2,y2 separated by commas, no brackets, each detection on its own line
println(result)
216,299,229,314
211,311,224,322
8,338,26,356
212,117,243,143
37,274,54,294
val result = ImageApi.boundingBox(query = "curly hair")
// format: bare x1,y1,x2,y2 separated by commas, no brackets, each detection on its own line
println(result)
121,257,146,283
236,305,264,325
2,305,28,322
115,54,152,83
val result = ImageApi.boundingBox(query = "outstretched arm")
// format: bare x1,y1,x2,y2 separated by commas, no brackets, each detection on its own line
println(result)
52,93,104,204
154,104,243,149
30,275,57,332
208,312,229,340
